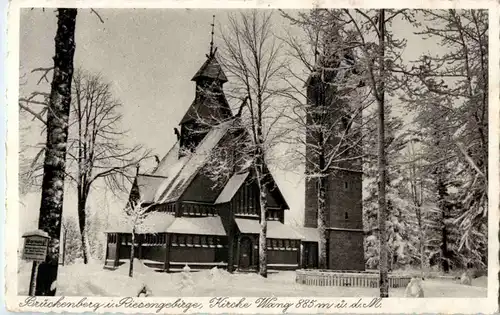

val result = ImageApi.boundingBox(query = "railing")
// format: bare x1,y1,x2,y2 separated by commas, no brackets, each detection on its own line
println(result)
296,269,411,288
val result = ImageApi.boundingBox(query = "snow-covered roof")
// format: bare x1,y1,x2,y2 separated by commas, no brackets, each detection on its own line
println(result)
166,216,226,236
214,172,249,204
234,218,302,240
154,141,180,176
154,120,234,203
106,212,176,233
136,175,167,203
291,226,320,242
22,230,50,238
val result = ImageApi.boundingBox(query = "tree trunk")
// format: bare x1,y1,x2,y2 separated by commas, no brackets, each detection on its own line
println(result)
77,190,91,264
129,231,135,277
416,209,426,276
33,8,77,296
227,226,235,273
258,180,268,278
62,228,67,266
317,175,328,269
377,8,389,298
436,176,450,273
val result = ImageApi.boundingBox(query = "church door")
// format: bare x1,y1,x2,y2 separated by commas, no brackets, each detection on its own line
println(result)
239,236,252,269
304,242,318,269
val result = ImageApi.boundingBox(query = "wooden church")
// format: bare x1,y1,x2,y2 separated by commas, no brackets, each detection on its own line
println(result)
104,34,364,273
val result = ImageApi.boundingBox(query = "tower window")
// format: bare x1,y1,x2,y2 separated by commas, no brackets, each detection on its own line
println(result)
344,212,349,220
344,181,349,190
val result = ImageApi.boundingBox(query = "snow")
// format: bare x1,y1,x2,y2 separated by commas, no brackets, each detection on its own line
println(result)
292,226,320,242
154,141,181,176
215,172,249,204
22,229,50,238
153,156,190,202
167,216,226,236
136,175,167,203
155,120,233,204
107,211,176,233
234,219,303,240
17,260,487,297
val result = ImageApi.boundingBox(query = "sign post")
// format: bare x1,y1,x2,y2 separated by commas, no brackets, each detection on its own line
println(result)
22,230,50,296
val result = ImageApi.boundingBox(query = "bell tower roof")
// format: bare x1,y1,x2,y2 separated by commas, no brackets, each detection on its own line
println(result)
191,54,228,83
191,15,228,83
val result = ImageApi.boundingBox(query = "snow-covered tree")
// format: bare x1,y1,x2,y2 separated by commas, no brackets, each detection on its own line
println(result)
21,68,151,264
30,8,77,296
69,69,149,263
201,10,287,278
280,9,367,269
122,198,155,278
400,9,488,269
340,8,410,297
61,216,82,265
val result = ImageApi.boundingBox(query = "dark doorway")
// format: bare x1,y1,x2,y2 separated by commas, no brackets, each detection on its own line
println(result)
303,242,318,269
239,236,253,269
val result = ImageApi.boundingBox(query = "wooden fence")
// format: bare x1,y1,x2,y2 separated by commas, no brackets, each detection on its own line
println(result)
296,269,412,288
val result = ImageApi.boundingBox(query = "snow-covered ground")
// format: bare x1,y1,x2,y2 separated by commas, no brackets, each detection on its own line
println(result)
17,260,487,297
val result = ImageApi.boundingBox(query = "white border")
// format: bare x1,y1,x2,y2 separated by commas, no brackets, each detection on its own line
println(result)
5,0,500,314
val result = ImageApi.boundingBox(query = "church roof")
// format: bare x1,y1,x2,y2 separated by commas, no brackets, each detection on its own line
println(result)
106,211,176,233
191,55,228,83
166,216,226,236
234,218,303,240
179,89,233,125
214,172,250,204
152,119,235,203
135,175,167,203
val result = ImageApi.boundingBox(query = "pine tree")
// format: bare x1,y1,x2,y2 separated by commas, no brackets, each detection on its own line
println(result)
401,9,488,269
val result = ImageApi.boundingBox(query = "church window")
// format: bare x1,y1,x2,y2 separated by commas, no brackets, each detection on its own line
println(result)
345,212,349,220
284,240,290,249
278,240,284,249
271,239,278,249
215,237,222,248
201,236,208,247
193,235,200,246
267,239,271,249
178,235,186,246
186,235,193,246
208,236,214,247
344,181,349,190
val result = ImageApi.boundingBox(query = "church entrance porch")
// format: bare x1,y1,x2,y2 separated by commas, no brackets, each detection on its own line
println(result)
238,236,253,269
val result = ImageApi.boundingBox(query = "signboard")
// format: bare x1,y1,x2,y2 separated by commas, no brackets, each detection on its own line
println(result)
22,231,50,262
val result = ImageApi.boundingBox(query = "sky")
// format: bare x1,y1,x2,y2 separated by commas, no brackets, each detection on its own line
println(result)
18,8,442,229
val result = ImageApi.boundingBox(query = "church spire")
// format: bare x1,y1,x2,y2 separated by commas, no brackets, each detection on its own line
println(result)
209,15,215,57
191,15,227,84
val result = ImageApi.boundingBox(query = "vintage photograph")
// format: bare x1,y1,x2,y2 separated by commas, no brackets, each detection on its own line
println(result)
13,5,491,303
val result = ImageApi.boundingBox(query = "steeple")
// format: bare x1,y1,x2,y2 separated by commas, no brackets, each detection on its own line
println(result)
177,16,233,156
190,15,228,84
209,14,215,57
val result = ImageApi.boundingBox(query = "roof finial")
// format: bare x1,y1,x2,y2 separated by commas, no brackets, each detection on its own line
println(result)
209,15,215,57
